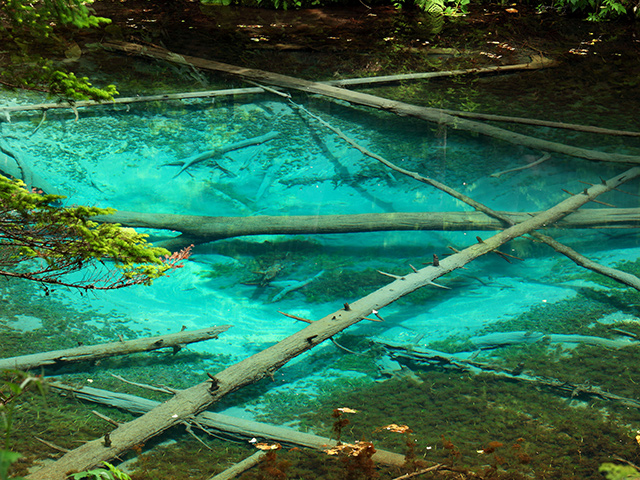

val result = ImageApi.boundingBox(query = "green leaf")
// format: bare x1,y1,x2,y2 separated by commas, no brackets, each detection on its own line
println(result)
0,449,22,480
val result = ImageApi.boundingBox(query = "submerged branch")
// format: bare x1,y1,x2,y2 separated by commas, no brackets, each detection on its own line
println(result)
379,341,640,409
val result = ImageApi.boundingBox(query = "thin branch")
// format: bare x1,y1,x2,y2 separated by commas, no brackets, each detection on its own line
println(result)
490,153,551,178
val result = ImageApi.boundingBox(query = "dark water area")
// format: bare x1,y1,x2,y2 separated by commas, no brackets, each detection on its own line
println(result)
2,2,640,479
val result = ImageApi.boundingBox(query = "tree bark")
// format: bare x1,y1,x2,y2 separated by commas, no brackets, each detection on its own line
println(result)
0,326,231,372
101,41,640,166
92,208,640,250
49,383,406,467
27,167,640,480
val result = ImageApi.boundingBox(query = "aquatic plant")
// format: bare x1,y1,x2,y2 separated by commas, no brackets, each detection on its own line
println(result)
1,371,45,480
599,462,640,480
331,407,358,444
254,442,290,479
69,462,131,480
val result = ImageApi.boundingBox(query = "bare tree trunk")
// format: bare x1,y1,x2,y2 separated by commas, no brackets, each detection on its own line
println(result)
27,167,640,480
0,326,231,371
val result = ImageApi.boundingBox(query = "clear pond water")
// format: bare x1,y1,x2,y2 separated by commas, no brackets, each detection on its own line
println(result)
3,32,640,478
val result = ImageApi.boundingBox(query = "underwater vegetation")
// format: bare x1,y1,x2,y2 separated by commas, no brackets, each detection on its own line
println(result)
287,371,640,479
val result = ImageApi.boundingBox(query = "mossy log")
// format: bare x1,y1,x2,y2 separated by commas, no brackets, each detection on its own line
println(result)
49,383,406,467
92,208,640,250
102,41,640,165
27,167,640,480
0,325,231,372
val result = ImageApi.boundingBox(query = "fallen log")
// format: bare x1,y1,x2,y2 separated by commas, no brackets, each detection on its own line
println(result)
92,208,640,248
102,41,640,166
0,87,269,117
443,110,640,138
27,167,640,480
3,84,637,140
269,99,640,291
0,325,231,372
165,131,279,177
324,55,557,87
302,99,640,292
49,383,406,466
1,57,554,118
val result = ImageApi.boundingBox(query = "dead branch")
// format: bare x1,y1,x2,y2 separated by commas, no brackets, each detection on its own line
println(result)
490,153,552,178
166,131,279,177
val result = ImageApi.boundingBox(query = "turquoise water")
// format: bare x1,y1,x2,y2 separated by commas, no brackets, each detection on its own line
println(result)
3,67,640,477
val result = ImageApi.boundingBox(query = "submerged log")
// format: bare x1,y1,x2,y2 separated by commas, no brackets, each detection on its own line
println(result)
27,167,640,480
0,325,231,372
468,331,640,349
208,451,265,480
92,208,640,250
0,136,59,195
49,383,406,467
166,131,279,177
313,105,640,292
4,84,637,139
102,41,640,166
378,341,640,409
